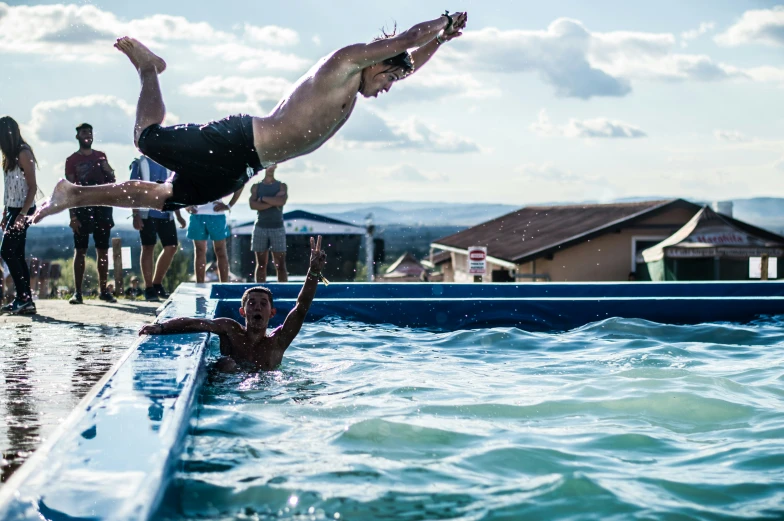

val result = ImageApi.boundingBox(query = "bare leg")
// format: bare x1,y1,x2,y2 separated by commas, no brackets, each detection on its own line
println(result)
141,245,155,287
113,37,167,144
193,241,208,284
96,248,109,292
213,240,229,283
271,252,288,282
153,245,177,285
33,179,172,224
254,251,269,283
73,249,86,294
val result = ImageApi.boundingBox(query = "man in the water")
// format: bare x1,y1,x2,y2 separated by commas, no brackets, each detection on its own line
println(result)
33,11,468,223
138,236,327,371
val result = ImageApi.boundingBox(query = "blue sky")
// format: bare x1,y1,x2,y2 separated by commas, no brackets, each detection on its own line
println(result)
2,1,783,221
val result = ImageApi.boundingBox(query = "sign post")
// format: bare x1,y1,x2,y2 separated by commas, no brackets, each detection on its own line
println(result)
467,246,487,283
112,238,123,297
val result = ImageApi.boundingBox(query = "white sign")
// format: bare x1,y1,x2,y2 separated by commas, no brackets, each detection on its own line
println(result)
467,246,487,275
749,257,778,279
113,247,132,272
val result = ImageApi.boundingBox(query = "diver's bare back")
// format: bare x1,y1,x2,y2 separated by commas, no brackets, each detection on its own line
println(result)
252,56,359,165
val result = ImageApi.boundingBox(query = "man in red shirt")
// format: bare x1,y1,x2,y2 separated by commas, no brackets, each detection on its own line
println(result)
65,123,117,304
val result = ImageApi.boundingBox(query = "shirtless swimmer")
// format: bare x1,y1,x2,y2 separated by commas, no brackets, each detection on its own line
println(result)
138,236,327,371
33,11,468,223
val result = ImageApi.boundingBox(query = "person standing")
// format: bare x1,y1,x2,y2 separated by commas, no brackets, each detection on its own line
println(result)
130,155,186,301
66,123,117,304
250,164,288,282
0,116,37,314
187,188,243,283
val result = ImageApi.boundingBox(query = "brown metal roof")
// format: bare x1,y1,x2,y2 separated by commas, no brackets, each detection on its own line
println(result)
432,199,701,264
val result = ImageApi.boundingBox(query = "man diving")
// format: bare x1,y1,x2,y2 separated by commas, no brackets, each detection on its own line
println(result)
33,11,468,223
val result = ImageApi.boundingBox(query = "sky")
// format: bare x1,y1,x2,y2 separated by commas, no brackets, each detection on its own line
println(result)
2,0,784,223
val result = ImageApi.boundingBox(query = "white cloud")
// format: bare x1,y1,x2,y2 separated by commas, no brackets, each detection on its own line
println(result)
774,157,784,171
454,18,764,99
517,162,583,182
716,6,784,47
243,24,299,46
0,2,307,70
191,42,309,71
333,108,480,154
27,95,136,144
680,21,715,46
389,68,501,102
714,130,750,143
180,75,291,104
744,66,784,85
369,164,447,183
312,35,322,46
531,109,647,139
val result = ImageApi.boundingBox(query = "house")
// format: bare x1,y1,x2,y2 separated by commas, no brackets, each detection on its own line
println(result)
431,199,708,282
642,205,784,280
378,253,428,282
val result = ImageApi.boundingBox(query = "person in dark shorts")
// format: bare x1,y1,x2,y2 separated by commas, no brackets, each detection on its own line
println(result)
32,12,468,222
66,123,117,304
130,155,186,301
0,116,38,315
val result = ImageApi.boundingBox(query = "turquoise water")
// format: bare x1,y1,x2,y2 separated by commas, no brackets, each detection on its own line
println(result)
161,317,784,520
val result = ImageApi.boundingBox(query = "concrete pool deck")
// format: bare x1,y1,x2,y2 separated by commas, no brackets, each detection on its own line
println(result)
0,299,160,328
0,299,160,484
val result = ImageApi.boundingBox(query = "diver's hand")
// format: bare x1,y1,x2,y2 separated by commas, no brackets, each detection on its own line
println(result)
443,11,467,40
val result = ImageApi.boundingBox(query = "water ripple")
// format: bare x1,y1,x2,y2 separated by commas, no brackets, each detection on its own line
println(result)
159,317,784,521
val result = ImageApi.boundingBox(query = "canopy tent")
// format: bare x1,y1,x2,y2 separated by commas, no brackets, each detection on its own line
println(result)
642,206,784,281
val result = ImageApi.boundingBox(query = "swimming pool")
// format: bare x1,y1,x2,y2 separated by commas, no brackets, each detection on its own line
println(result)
157,316,784,520
1,282,783,520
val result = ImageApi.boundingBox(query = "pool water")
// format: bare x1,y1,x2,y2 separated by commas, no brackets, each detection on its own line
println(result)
159,316,784,520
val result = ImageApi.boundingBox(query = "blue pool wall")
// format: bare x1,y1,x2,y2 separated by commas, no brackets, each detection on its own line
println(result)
0,281,782,521
214,281,784,331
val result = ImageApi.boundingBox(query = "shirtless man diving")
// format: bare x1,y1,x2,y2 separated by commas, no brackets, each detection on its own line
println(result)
138,236,327,371
33,11,468,223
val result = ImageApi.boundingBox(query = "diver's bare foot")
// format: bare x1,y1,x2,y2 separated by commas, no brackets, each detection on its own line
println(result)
32,178,73,224
113,37,167,74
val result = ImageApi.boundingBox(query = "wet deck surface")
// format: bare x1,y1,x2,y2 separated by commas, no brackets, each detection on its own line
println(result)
0,300,160,484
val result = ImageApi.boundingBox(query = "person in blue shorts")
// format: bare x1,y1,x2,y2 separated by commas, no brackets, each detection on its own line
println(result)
187,188,243,283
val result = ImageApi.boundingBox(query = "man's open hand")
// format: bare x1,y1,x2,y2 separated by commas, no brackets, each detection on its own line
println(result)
444,11,467,40
309,235,327,273
139,323,163,336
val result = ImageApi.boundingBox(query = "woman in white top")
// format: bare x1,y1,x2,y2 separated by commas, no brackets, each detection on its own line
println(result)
0,116,38,314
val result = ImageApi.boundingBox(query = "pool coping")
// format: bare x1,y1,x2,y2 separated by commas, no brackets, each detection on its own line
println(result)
0,284,215,521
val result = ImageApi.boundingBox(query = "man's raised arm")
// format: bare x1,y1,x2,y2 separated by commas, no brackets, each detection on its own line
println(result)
275,236,327,350
409,12,467,74
336,12,467,71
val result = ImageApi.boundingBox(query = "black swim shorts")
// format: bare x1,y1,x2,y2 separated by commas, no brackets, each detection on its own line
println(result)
139,217,178,247
138,114,263,211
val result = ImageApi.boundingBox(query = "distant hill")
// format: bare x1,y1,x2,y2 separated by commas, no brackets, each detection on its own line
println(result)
731,198,784,234
34,197,784,234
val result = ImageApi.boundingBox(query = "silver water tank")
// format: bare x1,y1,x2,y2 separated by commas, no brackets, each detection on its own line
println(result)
710,201,733,217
